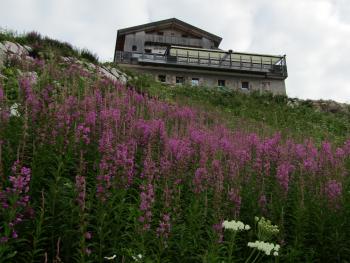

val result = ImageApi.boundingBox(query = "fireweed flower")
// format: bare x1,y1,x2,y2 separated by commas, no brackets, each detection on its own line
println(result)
213,221,224,243
0,85,4,102
193,167,207,194
258,194,267,212
228,188,241,217
19,77,41,119
84,231,92,240
276,162,294,192
0,161,32,242
0,85,10,122
75,175,86,210
320,141,335,166
139,183,155,231
167,138,192,163
156,213,171,239
325,180,342,208
76,124,91,144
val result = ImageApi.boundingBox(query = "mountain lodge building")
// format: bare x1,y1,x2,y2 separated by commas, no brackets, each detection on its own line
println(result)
113,18,287,95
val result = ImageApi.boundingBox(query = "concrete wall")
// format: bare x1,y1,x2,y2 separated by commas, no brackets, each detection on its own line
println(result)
123,65,286,95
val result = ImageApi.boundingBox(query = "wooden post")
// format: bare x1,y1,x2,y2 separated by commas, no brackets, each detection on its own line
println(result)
230,53,232,67
270,58,273,70
187,51,189,64
240,55,242,68
283,55,287,76
260,56,263,70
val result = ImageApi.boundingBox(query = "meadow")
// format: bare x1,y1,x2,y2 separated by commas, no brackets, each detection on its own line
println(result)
1,32,350,262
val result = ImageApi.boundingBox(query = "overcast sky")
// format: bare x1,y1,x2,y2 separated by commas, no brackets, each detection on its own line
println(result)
1,0,350,102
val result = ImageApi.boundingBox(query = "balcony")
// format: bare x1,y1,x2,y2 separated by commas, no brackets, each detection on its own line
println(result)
144,34,204,47
114,50,287,79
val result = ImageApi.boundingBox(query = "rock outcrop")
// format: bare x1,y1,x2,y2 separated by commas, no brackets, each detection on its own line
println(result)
287,97,349,114
0,41,32,69
0,40,129,85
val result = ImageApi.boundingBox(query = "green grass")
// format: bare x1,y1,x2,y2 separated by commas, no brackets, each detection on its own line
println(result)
128,72,350,144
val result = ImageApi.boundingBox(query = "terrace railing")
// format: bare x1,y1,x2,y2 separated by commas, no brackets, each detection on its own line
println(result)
114,51,288,78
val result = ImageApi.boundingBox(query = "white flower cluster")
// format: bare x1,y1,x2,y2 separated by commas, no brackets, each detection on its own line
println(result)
222,220,251,231
10,103,20,117
247,241,280,256
104,254,117,260
132,254,143,262
255,216,279,236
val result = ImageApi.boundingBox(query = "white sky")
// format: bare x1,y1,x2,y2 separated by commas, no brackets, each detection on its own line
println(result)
1,0,350,102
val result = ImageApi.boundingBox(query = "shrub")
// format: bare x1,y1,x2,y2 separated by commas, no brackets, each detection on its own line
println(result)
80,48,99,64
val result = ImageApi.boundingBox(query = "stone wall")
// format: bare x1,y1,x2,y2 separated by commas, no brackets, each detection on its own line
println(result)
121,64,287,96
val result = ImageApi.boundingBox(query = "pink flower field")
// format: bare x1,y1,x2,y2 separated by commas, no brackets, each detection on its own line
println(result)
0,37,350,262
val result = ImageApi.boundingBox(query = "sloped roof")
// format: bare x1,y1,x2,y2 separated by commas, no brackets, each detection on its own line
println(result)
117,18,222,45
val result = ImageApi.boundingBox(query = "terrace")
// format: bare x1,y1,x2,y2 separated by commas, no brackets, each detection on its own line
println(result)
114,46,288,78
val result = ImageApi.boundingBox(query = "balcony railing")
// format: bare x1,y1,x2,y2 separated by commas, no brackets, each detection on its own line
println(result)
144,34,203,47
114,51,288,78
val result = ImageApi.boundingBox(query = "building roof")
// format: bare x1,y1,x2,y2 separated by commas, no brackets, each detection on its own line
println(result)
117,18,222,46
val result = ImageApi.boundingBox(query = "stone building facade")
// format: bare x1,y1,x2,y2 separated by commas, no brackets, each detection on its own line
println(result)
114,18,287,95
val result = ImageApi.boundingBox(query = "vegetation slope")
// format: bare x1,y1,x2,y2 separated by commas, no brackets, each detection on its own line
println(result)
0,30,350,263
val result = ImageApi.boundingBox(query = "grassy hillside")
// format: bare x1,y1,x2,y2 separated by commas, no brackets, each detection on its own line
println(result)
0,29,98,63
1,32,350,262
128,73,350,144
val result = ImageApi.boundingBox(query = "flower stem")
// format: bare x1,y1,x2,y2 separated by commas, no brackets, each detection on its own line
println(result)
244,248,256,263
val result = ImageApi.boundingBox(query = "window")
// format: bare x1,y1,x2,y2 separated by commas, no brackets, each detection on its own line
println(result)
176,76,184,85
157,32,164,36
158,75,166,83
144,49,152,54
241,81,249,90
132,45,137,51
182,34,188,38
191,78,199,86
218,79,226,87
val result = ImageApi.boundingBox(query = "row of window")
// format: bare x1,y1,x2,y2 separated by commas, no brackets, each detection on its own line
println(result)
131,46,154,54
155,31,189,38
157,75,251,89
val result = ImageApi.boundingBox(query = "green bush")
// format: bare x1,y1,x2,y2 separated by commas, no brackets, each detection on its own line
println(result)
80,49,99,64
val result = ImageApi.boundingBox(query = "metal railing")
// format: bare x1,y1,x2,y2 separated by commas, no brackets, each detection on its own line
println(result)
114,51,288,78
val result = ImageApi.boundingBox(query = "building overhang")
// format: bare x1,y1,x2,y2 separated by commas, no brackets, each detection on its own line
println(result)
116,18,222,48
